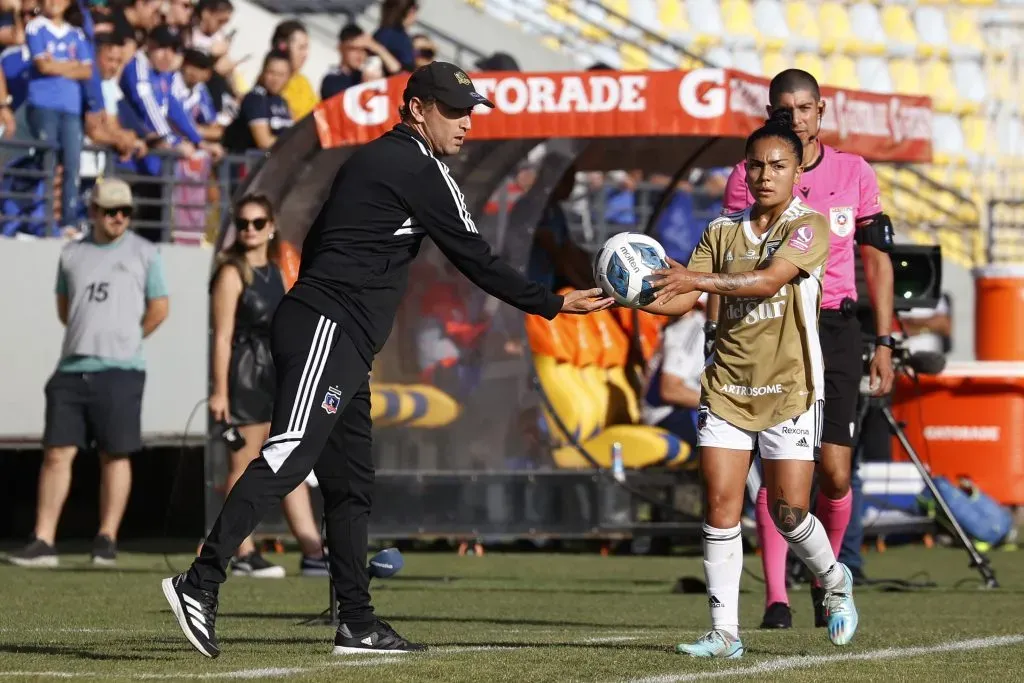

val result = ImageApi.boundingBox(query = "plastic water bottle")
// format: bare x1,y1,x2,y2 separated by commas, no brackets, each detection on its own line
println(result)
611,442,625,483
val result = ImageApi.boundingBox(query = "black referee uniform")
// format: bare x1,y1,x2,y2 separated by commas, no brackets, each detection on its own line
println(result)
164,62,564,658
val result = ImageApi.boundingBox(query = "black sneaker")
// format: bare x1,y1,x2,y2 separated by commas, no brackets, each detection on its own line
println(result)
91,534,117,567
759,601,793,629
6,538,58,568
811,584,827,628
161,573,220,658
231,552,286,578
300,554,330,577
332,619,427,655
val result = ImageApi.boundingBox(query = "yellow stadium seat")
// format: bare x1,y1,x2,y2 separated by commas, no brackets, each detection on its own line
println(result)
545,0,579,29
657,0,688,35
761,49,787,79
721,0,759,46
785,1,821,45
962,116,986,159
825,54,860,90
889,57,923,95
987,59,1013,106
620,43,650,71
818,2,854,54
922,60,962,114
397,385,461,428
881,6,920,56
794,52,825,81
604,0,629,30
947,9,985,55
680,53,704,71
540,35,561,53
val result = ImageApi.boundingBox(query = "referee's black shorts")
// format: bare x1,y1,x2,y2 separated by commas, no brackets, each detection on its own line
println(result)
818,311,863,448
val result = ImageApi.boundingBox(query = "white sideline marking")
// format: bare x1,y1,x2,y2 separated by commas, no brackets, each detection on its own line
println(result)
626,634,1024,683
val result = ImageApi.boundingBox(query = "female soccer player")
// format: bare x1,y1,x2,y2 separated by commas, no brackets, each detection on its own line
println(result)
643,109,858,658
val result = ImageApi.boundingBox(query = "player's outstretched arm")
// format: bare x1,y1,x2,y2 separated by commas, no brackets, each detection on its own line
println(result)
560,288,615,315
651,257,801,300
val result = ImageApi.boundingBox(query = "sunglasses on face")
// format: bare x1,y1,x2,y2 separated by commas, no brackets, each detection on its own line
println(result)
103,206,132,218
235,216,269,231
416,48,435,60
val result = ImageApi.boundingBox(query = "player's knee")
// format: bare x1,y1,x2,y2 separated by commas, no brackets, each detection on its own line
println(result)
704,490,741,529
818,460,851,498
769,498,808,534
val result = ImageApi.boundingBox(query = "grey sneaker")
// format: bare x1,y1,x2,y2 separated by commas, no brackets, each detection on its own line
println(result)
231,552,286,578
91,534,117,566
7,538,59,568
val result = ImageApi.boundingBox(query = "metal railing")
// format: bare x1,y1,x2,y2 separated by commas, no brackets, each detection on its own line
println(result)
0,138,265,243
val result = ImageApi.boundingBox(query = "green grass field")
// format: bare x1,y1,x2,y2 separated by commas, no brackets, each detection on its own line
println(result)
1,545,1023,682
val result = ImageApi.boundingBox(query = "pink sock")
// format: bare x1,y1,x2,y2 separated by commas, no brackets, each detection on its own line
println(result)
816,490,854,558
756,487,789,607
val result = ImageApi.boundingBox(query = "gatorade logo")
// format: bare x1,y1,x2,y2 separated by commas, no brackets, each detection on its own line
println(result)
923,426,1000,442
343,79,390,126
678,68,726,120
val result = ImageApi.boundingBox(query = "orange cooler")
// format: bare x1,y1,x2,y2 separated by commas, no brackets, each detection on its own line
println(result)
975,265,1024,361
890,362,1024,506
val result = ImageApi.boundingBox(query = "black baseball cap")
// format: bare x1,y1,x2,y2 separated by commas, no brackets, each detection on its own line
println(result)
403,61,495,110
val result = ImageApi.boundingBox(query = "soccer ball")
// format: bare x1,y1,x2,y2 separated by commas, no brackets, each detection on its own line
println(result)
594,232,669,308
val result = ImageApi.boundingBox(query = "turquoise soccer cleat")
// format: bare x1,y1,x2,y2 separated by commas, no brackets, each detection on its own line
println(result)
823,563,859,646
675,630,745,659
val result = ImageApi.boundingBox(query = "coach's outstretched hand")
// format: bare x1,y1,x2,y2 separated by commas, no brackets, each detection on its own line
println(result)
561,288,615,314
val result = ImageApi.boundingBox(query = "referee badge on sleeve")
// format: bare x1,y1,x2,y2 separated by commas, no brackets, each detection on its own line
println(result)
829,207,854,238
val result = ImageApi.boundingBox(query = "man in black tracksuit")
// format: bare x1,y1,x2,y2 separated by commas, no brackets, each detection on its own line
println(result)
162,61,612,659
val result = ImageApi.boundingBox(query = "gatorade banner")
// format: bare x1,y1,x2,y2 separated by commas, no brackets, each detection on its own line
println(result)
315,68,933,163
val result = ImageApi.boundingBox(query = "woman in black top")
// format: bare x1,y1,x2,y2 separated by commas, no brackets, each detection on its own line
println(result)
209,194,326,577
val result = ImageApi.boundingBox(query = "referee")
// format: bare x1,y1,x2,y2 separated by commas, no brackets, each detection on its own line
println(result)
162,61,612,659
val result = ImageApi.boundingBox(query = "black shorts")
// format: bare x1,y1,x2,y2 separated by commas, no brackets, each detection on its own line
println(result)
43,369,146,454
818,312,863,447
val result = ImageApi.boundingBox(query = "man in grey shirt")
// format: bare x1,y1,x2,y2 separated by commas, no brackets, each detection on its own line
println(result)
7,178,169,568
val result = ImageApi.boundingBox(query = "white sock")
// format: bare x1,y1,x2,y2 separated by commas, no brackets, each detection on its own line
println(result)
777,514,844,591
702,523,742,639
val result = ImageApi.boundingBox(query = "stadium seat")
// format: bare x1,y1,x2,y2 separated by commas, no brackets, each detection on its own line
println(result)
948,9,987,59
654,0,687,38
733,48,762,76
761,49,787,78
962,115,987,162
889,57,924,95
931,114,966,165
784,1,821,53
752,0,789,50
573,0,611,42
818,2,855,54
794,52,825,81
986,60,1013,111
847,3,887,56
922,59,961,114
825,54,860,90
881,6,920,58
720,0,759,48
856,56,893,93
685,0,724,51
704,46,734,68
545,0,580,35
620,43,650,70
914,6,951,59
952,58,986,116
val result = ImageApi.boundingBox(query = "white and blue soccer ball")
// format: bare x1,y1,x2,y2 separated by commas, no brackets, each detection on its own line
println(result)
594,232,669,308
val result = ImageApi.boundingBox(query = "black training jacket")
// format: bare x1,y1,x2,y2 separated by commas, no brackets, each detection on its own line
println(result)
287,122,564,364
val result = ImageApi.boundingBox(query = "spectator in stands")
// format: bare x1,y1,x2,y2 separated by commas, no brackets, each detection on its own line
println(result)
410,32,434,69
320,23,399,101
188,0,231,58
6,178,168,567
162,0,193,36
271,19,316,121
25,0,94,232
526,165,591,291
641,296,706,453
475,51,518,72
0,46,21,135
208,194,328,577
83,32,148,161
375,0,416,72
898,292,953,355
0,0,27,48
114,0,162,41
174,48,221,141
222,49,291,152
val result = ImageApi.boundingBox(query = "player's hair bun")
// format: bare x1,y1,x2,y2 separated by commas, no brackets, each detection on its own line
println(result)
766,108,795,130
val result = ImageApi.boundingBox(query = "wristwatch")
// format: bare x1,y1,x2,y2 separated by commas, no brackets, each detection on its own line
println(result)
875,335,896,350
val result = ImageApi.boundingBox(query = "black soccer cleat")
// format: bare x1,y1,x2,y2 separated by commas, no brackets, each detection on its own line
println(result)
161,573,221,658
811,584,828,628
332,619,428,655
759,601,793,629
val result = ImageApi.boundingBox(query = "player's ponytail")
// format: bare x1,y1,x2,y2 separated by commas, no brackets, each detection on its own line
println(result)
744,108,803,161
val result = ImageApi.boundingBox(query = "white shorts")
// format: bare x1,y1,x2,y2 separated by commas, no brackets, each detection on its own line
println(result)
697,400,823,461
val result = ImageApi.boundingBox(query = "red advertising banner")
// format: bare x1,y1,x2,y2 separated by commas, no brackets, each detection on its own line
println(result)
314,68,933,163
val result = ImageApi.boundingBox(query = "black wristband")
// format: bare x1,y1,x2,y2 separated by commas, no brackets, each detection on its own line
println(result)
875,335,896,349
704,320,718,337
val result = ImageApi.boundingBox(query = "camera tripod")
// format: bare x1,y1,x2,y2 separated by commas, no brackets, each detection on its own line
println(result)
855,377,999,589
